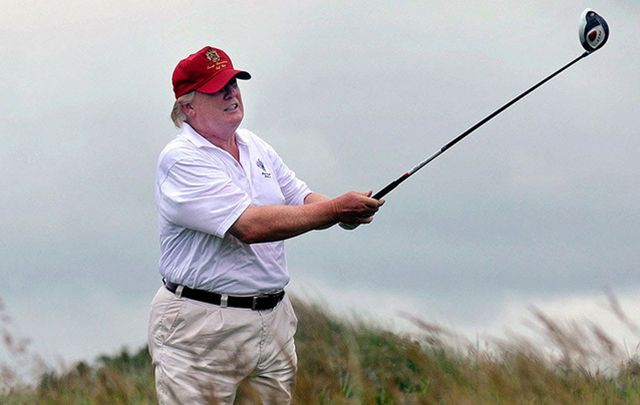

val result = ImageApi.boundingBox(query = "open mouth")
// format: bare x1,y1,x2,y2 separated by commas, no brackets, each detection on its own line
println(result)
224,103,239,112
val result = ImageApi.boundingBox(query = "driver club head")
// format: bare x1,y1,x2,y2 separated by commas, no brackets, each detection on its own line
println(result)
579,9,609,52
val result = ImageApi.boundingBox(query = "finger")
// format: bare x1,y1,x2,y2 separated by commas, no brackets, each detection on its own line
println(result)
357,215,374,224
347,211,374,221
353,190,373,198
359,208,377,217
365,198,381,209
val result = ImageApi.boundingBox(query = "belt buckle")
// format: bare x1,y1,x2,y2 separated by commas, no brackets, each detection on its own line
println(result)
252,294,272,310
252,296,260,310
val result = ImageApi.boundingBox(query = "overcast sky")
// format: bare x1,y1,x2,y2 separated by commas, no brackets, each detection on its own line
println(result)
2,0,639,369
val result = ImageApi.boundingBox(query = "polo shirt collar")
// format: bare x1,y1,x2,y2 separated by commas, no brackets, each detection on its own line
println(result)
179,122,247,149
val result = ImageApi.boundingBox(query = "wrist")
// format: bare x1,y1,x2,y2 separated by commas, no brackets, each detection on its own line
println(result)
328,199,340,222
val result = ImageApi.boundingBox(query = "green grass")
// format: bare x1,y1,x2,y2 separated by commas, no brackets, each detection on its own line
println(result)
2,297,640,404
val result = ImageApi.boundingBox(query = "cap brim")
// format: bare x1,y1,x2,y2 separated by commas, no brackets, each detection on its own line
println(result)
197,70,251,94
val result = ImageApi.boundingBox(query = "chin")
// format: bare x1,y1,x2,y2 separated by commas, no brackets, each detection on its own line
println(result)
231,111,244,124
229,116,244,131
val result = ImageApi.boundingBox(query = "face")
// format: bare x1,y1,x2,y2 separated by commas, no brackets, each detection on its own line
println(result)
183,78,245,138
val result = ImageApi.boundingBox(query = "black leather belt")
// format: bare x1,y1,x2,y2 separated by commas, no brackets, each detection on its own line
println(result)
164,281,285,310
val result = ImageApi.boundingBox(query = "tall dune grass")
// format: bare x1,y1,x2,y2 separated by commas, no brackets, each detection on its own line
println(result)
2,294,640,404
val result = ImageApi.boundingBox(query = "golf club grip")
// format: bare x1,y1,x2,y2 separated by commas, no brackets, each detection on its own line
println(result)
339,172,410,230
339,222,359,230
373,173,409,199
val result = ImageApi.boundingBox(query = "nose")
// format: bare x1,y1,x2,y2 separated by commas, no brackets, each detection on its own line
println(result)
223,82,238,99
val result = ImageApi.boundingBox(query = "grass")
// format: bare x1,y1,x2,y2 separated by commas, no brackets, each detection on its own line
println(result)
2,295,640,404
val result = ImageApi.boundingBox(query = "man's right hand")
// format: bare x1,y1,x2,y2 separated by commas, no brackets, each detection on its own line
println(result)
331,191,384,225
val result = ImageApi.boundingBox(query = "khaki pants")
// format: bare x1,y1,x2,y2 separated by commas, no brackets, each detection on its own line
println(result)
148,286,298,404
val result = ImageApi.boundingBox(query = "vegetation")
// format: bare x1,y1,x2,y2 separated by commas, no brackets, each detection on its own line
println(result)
2,296,640,404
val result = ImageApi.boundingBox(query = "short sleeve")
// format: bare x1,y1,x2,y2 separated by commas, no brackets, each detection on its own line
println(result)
157,154,251,238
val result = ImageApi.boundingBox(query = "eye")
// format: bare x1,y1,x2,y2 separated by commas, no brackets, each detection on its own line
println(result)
218,79,237,94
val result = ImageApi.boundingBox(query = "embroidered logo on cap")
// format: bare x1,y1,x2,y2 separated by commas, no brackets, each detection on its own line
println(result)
205,49,220,62
256,159,271,178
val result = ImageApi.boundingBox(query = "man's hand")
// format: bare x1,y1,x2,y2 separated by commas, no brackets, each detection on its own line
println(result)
331,191,384,225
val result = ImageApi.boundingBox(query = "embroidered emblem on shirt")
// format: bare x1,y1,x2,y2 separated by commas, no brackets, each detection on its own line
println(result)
256,158,271,178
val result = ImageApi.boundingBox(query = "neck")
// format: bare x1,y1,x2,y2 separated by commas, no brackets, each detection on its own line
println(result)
187,121,240,161
202,131,236,150
203,130,241,162
212,134,239,161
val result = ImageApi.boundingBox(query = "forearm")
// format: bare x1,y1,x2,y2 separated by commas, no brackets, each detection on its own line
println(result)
229,191,382,244
304,192,333,229
229,200,338,244
304,192,331,204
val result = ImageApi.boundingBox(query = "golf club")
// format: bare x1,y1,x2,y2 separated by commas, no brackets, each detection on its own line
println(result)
341,9,609,230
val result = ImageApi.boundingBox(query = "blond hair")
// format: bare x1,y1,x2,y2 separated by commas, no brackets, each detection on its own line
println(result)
170,91,196,128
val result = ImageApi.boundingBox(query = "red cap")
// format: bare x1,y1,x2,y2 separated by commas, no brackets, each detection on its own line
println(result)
172,46,251,99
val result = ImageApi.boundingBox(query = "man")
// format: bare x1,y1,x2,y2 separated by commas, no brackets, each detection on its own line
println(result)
148,45,383,404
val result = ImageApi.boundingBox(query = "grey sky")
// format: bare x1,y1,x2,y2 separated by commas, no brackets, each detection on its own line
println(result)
2,0,639,366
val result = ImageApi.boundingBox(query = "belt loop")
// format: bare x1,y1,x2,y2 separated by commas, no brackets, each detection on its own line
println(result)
220,294,228,308
175,285,184,298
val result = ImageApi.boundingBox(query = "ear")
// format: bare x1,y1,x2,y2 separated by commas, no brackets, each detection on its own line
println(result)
179,101,195,117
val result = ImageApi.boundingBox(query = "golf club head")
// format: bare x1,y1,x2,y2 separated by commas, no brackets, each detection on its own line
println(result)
579,9,609,52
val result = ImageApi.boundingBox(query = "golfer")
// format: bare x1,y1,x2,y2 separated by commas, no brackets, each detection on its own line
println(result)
148,45,383,404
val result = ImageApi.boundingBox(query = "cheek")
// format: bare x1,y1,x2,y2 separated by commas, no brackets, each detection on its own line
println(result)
234,98,245,115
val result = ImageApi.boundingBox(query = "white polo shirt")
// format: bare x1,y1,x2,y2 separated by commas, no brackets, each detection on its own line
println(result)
155,123,311,294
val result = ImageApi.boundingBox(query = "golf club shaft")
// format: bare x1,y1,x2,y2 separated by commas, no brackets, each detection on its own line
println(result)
341,51,591,230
